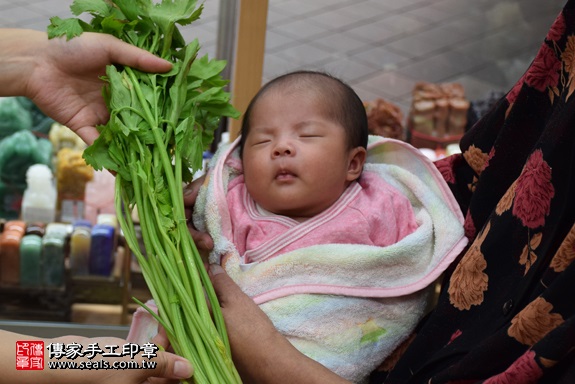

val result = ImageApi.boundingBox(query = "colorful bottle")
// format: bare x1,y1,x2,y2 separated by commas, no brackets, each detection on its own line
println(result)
89,223,115,276
42,223,70,287
69,220,92,276
19,234,42,287
0,220,26,285
21,164,57,224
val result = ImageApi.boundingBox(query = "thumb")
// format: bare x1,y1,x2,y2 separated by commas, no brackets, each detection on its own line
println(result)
209,264,244,306
139,351,193,381
183,175,205,206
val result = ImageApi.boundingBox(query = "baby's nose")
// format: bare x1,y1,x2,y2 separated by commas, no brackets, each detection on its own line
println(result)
272,141,294,157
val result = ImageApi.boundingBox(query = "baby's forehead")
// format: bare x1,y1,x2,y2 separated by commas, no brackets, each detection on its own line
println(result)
267,83,321,98
260,85,335,112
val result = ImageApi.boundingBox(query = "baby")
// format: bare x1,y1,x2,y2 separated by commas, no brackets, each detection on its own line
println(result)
192,71,467,382
129,71,467,383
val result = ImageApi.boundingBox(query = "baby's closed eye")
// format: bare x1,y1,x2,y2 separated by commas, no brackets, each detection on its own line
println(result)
254,139,271,145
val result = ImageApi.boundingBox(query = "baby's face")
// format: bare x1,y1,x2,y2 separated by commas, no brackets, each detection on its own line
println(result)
242,88,355,221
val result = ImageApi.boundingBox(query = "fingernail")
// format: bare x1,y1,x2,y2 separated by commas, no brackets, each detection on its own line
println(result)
209,264,225,276
183,184,195,196
174,359,193,378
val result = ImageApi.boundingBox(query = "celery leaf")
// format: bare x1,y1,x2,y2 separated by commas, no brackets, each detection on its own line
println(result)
47,17,92,39
70,0,111,17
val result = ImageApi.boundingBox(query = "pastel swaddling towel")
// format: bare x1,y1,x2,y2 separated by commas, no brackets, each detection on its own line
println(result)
189,135,469,382
127,135,468,383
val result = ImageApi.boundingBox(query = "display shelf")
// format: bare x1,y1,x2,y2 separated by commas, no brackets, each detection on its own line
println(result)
68,275,124,305
0,284,70,322
0,248,151,326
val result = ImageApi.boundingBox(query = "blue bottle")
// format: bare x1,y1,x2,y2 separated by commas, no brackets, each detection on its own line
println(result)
88,224,115,276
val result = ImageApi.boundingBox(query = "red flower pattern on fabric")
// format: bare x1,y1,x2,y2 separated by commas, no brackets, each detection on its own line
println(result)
447,329,462,345
435,154,459,184
488,147,495,164
506,73,526,105
463,210,476,240
512,150,554,229
525,44,561,92
483,350,543,384
547,13,566,42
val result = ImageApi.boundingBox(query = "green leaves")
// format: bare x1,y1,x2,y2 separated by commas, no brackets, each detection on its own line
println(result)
148,0,203,31
112,0,147,22
82,133,120,174
70,0,110,16
47,16,92,40
189,54,227,81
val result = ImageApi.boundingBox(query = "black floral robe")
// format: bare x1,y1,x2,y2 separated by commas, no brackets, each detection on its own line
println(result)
373,2,575,383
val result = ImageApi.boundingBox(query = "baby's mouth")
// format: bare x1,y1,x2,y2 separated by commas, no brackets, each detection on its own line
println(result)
275,169,297,181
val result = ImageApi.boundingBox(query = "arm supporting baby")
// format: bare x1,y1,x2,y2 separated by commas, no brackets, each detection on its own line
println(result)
209,264,351,384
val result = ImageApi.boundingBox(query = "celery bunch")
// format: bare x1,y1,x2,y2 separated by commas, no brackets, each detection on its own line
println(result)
48,1,241,383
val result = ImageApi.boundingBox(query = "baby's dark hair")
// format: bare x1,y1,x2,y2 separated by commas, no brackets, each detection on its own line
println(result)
239,70,368,157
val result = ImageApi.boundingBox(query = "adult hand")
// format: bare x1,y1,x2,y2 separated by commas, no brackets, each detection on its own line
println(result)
44,335,192,384
183,175,214,252
209,265,349,384
0,29,172,144
1,330,192,384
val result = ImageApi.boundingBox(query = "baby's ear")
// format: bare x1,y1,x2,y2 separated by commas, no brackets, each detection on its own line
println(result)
346,147,367,181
